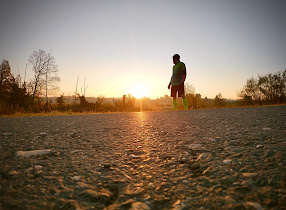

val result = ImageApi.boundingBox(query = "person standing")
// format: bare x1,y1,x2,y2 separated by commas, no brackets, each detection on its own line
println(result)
168,54,188,110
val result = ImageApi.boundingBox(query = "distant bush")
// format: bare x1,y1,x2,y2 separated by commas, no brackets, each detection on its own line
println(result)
1,57,285,116
238,69,286,105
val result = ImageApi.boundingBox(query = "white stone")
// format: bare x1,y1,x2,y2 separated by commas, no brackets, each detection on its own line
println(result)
245,201,264,210
72,176,81,181
223,159,232,164
256,145,264,149
262,127,271,131
15,149,52,157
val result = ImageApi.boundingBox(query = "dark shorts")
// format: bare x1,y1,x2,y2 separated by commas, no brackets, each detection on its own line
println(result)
171,83,185,98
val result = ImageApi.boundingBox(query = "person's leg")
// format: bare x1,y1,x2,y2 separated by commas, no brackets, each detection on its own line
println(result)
173,96,178,110
179,84,188,110
171,85,178,110
182,94,188,110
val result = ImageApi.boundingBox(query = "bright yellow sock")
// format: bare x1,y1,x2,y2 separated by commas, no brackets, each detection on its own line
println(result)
173,99,178,110
183,98,188,110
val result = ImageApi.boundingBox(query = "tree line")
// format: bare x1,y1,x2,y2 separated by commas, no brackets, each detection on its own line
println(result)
0,49,143,114
0,51,285,115
238,69,286,105
0,49,60,114
184,69,286,109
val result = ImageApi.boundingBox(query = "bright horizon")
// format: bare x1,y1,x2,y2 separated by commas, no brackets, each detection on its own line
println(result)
1,0,286,99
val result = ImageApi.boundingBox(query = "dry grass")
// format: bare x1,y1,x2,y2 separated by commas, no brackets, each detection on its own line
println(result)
1,104,285,118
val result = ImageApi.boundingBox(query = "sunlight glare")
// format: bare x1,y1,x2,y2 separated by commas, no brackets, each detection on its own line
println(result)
130,84,149,99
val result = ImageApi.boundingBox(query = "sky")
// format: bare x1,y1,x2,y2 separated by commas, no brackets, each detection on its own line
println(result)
1,0,286,99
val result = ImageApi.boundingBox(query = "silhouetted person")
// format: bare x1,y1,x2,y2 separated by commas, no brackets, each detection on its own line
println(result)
168,54,188,110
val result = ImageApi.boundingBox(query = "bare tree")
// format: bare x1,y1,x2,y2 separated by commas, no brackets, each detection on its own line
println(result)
75,76,79,103
185,83,195,95
83,77,88,97
78,77,88,98
44,57,60,104
28,49,60,101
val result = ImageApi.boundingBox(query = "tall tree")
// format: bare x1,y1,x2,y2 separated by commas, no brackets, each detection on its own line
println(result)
28,49,60,101
258,70,286,103
0,59,14,105
238,77,262,103
0,59,33,113
214,93,226,107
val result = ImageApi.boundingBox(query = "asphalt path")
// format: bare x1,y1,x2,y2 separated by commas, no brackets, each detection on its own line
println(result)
0,106,285,209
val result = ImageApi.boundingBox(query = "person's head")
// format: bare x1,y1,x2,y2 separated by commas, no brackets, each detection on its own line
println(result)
173,54,180,64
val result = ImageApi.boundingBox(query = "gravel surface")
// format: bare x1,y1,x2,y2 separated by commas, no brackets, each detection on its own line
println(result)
0,106,285,209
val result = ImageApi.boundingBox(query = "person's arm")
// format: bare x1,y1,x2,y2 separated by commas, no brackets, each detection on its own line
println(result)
168,78,172,89
182,64,187,83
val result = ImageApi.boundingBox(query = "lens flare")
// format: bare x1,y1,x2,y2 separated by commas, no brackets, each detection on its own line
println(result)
130,84,149,98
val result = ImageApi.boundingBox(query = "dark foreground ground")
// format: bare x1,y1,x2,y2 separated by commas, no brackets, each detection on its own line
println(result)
0,106,285,209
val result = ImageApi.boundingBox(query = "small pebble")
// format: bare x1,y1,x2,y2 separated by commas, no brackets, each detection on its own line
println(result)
9,171,19,175
197,153,208,160
256,145,264,149
71,150,79,154
39,132,47,137
51,171,57,175
223,159,232,164
16,149,52,157
182,180,189,184
35,170,42,175
103,164,112,169
129,154,139,159
131,202,150,210
188,144,202,149
245,201,264,210
34,165,43,170
72,176,81,181
70,133,76,137
243,173,258,178
145,201,151,206
25,167,33,173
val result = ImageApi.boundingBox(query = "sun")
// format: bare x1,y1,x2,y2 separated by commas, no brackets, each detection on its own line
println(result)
131,84,149,99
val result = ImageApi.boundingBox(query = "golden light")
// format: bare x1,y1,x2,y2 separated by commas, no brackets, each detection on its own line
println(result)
130,84,149,99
